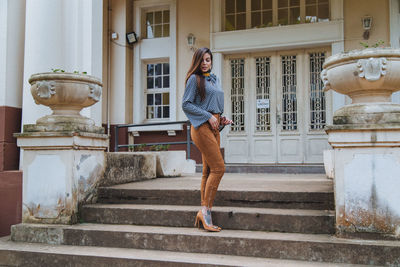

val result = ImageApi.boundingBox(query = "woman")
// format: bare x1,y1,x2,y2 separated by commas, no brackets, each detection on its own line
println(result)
182,47,232,232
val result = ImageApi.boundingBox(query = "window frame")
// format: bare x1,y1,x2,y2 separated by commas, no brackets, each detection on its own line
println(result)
142,7,170,39
222,0,330,31
133,0,177,126
143,59,171,121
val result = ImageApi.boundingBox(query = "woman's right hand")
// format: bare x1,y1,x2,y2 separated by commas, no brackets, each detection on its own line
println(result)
208,115,219,130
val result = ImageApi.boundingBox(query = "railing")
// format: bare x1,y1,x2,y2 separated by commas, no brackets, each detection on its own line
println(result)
114,120,193,159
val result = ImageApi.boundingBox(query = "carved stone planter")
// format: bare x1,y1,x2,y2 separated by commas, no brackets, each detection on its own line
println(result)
322,48,400,239
28,72,103,133
14,72,108,225
321,48,400,126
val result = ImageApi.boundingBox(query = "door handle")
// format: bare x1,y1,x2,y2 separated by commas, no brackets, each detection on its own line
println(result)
277,114,281,124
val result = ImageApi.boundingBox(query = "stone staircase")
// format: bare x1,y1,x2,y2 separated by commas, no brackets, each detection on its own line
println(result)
2,173,400,266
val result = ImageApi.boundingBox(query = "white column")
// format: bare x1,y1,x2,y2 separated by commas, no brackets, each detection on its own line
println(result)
21,0,103,126
330,0,347,113
0,0,25,108
390,0,400,104
109,0,133,125
331,42,346,113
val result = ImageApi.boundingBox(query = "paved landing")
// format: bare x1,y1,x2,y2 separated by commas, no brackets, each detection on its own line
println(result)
109,173,333,193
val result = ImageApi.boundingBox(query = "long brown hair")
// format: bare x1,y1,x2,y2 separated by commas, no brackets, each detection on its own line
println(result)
185,47,213,101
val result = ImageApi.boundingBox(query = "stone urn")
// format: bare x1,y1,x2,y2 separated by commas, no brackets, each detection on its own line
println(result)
28,72,103,133
321,48,400,126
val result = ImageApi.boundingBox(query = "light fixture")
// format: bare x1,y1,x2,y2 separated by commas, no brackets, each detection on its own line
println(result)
187,33,196,51
126,32,138,44
362,16,372,40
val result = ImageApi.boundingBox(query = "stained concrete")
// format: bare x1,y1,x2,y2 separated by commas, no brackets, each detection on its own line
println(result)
81,204,335,234
0,236,363,267
100,152,157,186
98,173,334,210
9,223,400,265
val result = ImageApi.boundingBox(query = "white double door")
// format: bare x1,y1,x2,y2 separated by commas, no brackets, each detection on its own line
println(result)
223,49,332,164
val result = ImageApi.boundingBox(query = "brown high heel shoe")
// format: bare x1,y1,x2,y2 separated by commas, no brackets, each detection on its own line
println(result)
194,210,221,232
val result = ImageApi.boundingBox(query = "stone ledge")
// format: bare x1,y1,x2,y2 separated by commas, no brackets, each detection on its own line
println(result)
15,132,109,150
325,123,400,131
14,131,108,139
100,152,157,186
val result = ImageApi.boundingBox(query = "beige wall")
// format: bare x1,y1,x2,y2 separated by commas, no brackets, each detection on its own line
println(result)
344,0,390,51
104,0,134,125
176,0,210,120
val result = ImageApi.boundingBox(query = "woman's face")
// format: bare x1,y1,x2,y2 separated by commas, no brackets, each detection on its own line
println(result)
200,53,212,73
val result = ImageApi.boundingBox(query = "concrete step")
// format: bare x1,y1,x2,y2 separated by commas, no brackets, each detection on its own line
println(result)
0,237,362,267
81,204,335,234
11,223,400,266
197,164,325,174
97,174,334,210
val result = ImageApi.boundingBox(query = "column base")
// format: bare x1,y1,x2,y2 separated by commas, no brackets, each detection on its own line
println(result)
15,131,108,224
326,125,400,239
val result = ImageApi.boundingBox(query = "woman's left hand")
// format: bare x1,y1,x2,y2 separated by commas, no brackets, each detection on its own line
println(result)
220,116,233,125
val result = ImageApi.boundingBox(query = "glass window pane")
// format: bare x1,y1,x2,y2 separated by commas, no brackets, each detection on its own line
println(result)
278,9,288,25
306,5,317,23
147,94,153,105
154,25,162,38
163,92,170,105
163,10,170,23
252,0,261,11
163,76,170,88
156,106,162,118
147,77,154,89
290,7,300,24
262,11,273,26
225,15,236,31
147,25,154,38
155,93,162,105
262,0,272,9
155,77,162,88
278,0,288,8
251,12,261,28
163,106,170,118
146,12,153,25
237,13,246,30
163,24,170,37
163,63,170,74
318,3,329,21
155,11,162,24
147,64,154,76
155,64,162,75
237,0,246,12
147,106,154,119
226,0,235,14
290,0,300,6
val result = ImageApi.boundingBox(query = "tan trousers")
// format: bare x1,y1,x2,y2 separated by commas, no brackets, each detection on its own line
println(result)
191,114,225,208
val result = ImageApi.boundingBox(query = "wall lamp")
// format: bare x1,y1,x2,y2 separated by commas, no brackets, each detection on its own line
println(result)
187,33,196,51
362,16,372,40
126,32,138,44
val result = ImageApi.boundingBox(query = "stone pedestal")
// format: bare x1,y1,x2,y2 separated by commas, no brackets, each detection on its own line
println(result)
326,124,400,239
322,48,400,239
15,131,108,224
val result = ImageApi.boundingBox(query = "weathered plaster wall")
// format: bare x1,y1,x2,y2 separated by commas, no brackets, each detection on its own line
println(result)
176,0,210,121
344,0,390,51
107,0,134,125
21,149,105,224
334,147,400,237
